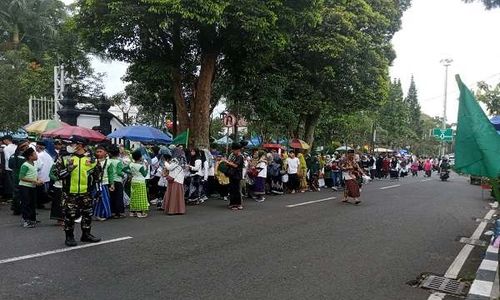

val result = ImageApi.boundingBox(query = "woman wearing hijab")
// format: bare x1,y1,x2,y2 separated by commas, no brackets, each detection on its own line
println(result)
163,154,186,215
297,152,308,193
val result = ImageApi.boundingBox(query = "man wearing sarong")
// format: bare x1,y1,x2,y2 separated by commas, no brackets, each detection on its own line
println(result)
340,149,363,205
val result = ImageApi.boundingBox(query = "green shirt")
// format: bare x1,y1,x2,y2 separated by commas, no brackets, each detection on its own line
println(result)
108,158,124,183
19,161,38,188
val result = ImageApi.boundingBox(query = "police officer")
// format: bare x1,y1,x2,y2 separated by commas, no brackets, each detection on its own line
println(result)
56,136,101,247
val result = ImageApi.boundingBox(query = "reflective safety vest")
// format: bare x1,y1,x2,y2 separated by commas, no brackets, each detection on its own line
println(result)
67,155,96,194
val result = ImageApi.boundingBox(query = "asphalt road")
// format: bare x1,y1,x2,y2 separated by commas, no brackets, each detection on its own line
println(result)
0,173,493,300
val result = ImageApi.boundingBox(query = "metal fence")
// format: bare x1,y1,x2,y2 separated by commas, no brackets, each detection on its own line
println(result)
28,96,57,123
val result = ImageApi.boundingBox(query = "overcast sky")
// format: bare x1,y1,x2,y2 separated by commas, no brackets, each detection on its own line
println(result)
73,0,500,122
390,0,500,122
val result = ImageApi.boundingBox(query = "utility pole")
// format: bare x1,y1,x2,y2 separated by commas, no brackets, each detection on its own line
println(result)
440,58,453,157
54,65,66,120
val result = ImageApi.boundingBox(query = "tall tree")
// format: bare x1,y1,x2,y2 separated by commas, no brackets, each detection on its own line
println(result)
476,81,500,115
377,79,411,148
75,0,317,147
0,0,100,130
225,0,411,147
405,75,423,138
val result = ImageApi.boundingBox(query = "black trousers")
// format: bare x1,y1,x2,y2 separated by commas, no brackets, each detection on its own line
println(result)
11,184,21,214
20,185,37,222
110,182,125,215
4,170,13,198
229,178,242,206
49,187,63,221
288,174,300,191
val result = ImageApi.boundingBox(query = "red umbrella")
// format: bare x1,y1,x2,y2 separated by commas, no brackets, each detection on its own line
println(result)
289,138,310,150
262,143,286,150
43,125,107,142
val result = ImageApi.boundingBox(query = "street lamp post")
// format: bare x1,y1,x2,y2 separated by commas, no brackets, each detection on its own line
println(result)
440,58,453,157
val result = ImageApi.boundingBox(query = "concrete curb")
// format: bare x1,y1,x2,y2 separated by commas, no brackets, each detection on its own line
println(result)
466,239,499,300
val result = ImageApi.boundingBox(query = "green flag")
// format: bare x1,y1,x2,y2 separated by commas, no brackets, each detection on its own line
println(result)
173,130,189,147
455,75,500,178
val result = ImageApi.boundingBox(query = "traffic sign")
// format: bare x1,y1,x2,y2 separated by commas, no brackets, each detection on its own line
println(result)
432,128,453,141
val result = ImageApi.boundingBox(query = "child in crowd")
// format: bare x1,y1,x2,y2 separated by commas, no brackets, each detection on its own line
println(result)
19,148,42,228
124,150,150,218
108,145,125,218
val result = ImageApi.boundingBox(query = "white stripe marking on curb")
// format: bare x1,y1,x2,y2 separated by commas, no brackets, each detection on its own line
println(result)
487,245,499,254
286,197,336,208
427,292,446,300
445,209,496,279
469,280,494,297
0,236,133,265
478,259,498,272
380,184,400,190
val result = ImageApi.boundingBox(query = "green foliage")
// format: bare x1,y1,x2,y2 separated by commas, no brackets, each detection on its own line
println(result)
226,0,409,147
476,81,500,115
0,0,104,130
463,0,500,9
405,76,423,138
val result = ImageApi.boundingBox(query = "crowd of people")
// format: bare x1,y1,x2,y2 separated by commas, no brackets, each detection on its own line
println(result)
0,134,451,246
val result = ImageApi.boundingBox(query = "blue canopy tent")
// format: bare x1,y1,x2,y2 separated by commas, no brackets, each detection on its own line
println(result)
108,125,173,144
490,116,500,134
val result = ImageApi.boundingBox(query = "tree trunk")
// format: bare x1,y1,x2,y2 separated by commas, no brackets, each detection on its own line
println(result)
304,111,321,149
11,24,20,49
171,69,190,133
190,52,217,148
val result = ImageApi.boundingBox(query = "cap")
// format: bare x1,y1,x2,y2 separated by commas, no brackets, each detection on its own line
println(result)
69,136,88,145
36,140,46,147
231,142,242,150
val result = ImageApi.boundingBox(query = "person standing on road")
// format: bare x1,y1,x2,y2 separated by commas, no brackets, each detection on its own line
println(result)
93,144,114,221
223,143,244,210
55,137,101,247
108,145,125,218
8,141,29,215
19,147,43,228
35,141,54,209
286,152,300,194
423,158,432,177
340,150,362,205
124,150,150,218
2,135,17,201
162,154,186,215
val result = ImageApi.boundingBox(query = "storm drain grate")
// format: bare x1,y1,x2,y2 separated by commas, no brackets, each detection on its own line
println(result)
420,275,468,296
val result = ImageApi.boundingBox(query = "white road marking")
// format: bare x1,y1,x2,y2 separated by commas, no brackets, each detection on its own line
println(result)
0,236,133,265
445,209,496,279
380,184,400,190
286,197,336,208
427,209,496,300
421,179,432,182
427,292,446,300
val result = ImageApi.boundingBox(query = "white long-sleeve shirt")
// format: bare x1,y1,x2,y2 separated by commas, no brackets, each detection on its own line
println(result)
37,150,54,183
3,144,17,171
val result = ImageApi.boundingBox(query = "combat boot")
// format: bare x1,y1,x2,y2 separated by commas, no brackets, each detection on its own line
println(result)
65,231,77,247
81,229,101,243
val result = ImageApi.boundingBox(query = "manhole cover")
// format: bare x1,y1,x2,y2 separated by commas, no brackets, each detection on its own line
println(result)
420,275,468,296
